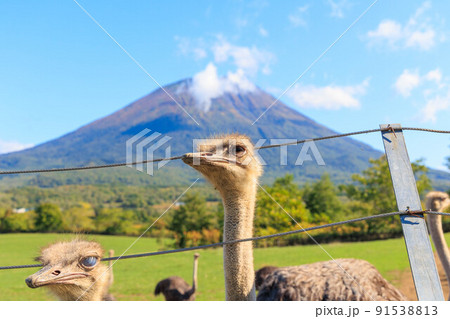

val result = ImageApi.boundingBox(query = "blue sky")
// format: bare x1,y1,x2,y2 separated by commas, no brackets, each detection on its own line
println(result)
0,0,449,171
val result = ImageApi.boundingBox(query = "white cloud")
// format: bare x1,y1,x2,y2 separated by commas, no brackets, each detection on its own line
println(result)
394,68,443,97
288,5,309,27
424,68,442,85
405,29,435,50
189,63,223,110
394,67,450,122
394,69,421,97
286,79,369,110
174,36,207,60
212,38,274,75
367,20,403,46
0,139,33,154
327,0,350,19
367,1,441,51
179,37,275,111
189,63,256,111
225,69,256,92
421,93,450,122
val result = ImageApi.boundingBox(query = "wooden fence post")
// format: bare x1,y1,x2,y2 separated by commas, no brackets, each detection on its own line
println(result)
380,124,444,301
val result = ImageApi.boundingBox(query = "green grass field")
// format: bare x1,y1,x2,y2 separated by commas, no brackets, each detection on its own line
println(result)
1,233,448,301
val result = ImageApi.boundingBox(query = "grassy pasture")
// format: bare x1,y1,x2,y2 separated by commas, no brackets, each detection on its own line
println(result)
1,232,448,301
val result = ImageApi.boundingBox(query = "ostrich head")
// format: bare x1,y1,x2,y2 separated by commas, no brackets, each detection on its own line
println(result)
25,239,109,301
426,191,450,212
182,134,262,194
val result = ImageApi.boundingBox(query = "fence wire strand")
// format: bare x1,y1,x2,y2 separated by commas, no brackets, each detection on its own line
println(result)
1,126,450,269
0,127,449,175
2,210,449,271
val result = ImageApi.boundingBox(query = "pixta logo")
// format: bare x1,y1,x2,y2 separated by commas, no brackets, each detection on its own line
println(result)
126,129,172,175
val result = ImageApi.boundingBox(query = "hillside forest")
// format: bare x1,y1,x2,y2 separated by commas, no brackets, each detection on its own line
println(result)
1,156,450,249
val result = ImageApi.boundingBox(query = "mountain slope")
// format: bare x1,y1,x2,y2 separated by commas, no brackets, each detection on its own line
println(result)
1,79,447,188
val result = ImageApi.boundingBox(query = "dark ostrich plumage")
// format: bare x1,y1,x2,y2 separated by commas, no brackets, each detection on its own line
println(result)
255,266,278,291
257,259,407,301
154,276,196,301
154,253,199,301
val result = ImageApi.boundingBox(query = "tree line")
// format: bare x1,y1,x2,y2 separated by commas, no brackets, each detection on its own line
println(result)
1,156,449,248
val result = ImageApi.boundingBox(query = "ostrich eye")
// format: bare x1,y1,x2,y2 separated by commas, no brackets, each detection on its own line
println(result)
231,145,246,157
81,256,98,268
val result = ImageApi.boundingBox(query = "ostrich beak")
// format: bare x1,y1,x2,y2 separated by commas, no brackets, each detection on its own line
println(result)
182,152,236,166
25,265,89,288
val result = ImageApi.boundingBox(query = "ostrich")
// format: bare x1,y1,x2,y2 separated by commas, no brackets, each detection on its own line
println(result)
154,253,200,301
25,239,115,301
425,191,450,300
255,266,278,291
105,249,115,301
257,259,406,301
182,133,406,301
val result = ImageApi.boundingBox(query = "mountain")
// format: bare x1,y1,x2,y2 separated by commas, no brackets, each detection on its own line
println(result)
1,79,448,189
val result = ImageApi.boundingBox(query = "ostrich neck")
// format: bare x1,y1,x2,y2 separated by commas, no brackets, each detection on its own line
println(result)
192,257,198,292
49,279,106,301
428,214,450,300
221,184,257,301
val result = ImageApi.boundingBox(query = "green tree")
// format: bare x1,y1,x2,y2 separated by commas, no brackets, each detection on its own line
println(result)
0,210,36,232
121,193,145,209
302,174,348,223
34,203,64,232
255,174,310,245
342,156,431,214
64,202,96,232
95,208,136,235
169,192,214,248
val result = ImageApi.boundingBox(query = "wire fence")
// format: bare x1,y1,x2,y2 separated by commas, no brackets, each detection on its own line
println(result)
1,126,450,271
2,210,449,271
0,126,449,175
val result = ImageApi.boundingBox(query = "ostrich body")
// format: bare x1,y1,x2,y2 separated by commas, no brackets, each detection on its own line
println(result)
25,239,114,301
255,266,278,291
154,253,199,301
183,133,406,301
257,259,406,301
426,191,450,300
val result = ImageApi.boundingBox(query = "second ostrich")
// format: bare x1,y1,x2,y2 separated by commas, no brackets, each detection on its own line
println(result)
154,253,200,301
25,239,115,301
183,133,406,301
426,191,450,300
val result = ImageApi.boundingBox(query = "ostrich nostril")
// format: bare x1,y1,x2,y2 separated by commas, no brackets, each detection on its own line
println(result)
201,152,213,156
52,270,61,276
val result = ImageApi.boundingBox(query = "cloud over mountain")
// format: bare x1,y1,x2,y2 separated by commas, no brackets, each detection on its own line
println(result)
286,79,369,110
188,63,256,111
177,36,275,110
0,139,33,155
